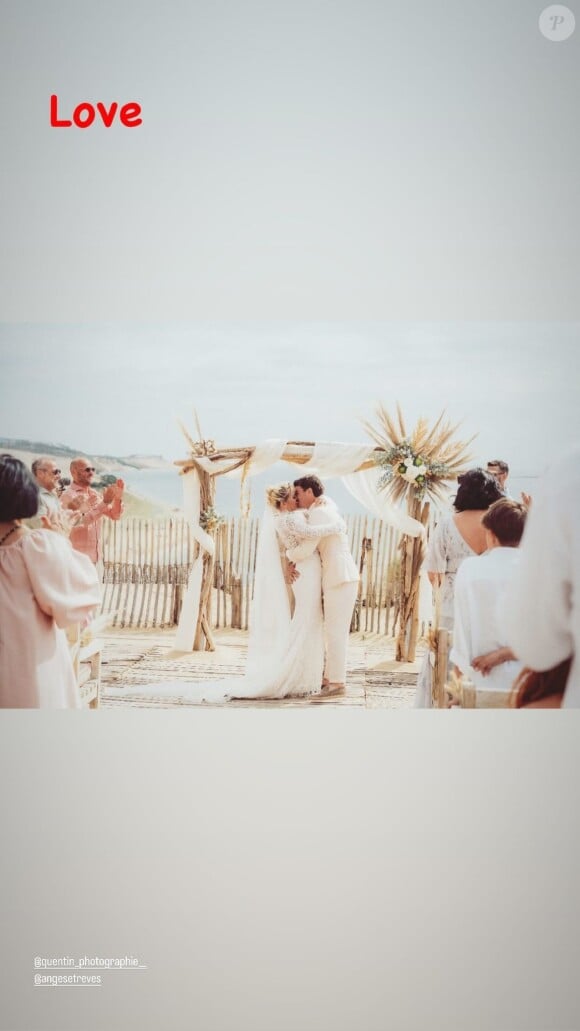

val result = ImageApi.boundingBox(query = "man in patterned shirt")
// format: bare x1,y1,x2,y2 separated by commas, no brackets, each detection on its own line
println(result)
60,457,124,565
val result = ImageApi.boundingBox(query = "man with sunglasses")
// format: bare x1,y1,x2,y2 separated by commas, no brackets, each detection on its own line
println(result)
60,457,124,565
487,459,532,507
31,456,63,521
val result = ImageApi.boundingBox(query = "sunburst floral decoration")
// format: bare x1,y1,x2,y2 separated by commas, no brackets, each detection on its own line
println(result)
364,404,475,504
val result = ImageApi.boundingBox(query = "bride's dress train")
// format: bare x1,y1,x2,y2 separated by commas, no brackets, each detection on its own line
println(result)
231,550,324,699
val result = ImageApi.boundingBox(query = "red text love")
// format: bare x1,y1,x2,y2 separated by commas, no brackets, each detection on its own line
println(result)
50,94,142,128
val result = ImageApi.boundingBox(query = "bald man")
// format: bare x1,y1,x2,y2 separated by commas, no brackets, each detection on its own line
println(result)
60,457,124,565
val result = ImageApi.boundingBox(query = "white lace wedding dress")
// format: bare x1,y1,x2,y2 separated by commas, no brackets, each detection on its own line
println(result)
240,510,327,698
109,505,346,703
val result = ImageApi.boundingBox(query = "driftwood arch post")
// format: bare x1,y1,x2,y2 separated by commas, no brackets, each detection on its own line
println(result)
192,466,216,651
364,404,474,663
396,495,430,662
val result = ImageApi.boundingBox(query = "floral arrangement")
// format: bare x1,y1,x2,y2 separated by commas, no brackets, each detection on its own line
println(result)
364,404,474,504
199,506,225,534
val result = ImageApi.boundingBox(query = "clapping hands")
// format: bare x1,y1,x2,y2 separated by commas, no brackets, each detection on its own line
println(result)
64,495,84,512
103,478,125,503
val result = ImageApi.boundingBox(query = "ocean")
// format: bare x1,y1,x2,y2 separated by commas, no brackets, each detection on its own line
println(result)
124,465,369,515
123,466,539,516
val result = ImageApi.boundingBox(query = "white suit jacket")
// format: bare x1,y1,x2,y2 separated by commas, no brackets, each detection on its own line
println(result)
287,497,359,591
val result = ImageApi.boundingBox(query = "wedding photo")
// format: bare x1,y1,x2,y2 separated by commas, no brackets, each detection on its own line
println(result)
2,0,580,1024
1,321,578,711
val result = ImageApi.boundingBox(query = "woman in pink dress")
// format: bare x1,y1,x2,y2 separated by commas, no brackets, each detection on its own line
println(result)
0,455,102,708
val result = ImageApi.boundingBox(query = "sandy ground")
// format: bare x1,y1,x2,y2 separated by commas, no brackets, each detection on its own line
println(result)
99,627,422,709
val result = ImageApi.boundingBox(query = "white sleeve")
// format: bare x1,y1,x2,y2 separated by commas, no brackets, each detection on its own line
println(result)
286,500,355,566
22,531,101,627
275,513,315,551
502,478,573,671
286,540,318,563
286,510,345,540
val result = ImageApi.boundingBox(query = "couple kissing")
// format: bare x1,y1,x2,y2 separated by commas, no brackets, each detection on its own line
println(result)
258,475,359,698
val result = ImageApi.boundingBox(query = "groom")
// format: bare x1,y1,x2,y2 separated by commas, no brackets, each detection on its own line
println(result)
291,475,359,696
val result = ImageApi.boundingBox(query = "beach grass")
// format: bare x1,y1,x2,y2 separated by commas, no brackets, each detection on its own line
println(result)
120,489,179,519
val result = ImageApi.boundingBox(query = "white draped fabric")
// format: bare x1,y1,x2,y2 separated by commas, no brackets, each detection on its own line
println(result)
342,466,425,538
173,467,215,651
341,466,431,627
301,442,374,477
227,438,288,477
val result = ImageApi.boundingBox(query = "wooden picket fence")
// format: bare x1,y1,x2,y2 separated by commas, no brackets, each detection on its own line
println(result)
100,514,405,634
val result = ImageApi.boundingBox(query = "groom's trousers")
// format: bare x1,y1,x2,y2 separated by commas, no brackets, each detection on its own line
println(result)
323,580,359,684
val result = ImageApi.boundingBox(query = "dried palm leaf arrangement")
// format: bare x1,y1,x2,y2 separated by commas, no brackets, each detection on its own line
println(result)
364,404,475,661
365,404,474,504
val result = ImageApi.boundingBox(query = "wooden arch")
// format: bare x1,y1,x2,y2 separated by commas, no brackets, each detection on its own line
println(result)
175,437,427,662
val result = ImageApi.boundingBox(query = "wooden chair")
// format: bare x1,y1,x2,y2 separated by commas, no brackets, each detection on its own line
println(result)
447,673,512,709
66,623,104,709
430,627,451,708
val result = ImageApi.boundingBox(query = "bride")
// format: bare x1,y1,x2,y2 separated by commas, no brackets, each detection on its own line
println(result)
113,482,346,702
241,481,347,699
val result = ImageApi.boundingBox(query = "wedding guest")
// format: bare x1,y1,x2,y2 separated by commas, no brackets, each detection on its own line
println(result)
0,454,101,708
487,459,531,506
503,445,579,708
31,456,62,520
56,475,70,497
512,659,570,709
425,468,505,628
414,468,504,707
450,498,527,693
60,458,124,565
486,459,509,491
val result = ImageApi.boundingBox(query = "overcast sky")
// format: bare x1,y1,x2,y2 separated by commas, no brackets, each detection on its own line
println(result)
1,322,578,474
